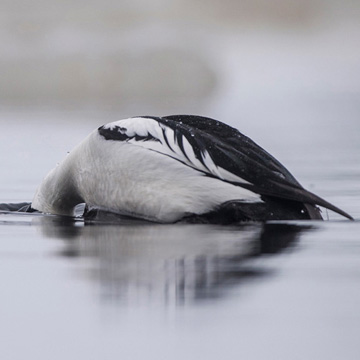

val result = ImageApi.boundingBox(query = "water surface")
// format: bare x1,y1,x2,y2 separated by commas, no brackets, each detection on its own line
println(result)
0,115,359,360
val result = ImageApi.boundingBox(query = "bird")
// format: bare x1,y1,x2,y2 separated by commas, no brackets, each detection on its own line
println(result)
31,115,353,223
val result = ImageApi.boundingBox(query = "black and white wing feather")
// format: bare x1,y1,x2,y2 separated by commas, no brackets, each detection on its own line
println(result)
98,115,353,220
99,116,242,183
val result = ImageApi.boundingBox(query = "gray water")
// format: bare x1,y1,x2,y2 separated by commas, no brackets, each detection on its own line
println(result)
0,112,359,360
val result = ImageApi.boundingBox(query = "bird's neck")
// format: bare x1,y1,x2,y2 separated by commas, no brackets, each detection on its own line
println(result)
32,159,83,216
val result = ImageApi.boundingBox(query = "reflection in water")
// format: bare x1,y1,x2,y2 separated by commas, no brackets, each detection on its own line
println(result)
36,216,312,306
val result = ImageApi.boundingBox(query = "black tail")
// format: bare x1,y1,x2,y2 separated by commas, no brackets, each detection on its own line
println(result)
240,181,353,221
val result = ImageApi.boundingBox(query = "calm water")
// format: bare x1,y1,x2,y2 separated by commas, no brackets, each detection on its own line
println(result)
0,114,359,360
1,0,360,358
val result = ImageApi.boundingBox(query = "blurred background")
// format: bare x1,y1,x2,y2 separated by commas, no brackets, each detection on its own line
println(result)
0,0,359,213
1,0,359,117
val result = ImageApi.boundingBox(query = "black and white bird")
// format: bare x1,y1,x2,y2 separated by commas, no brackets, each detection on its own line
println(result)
31,115,353,223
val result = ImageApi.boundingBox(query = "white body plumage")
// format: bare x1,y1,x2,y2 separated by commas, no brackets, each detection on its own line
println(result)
32,117,260,222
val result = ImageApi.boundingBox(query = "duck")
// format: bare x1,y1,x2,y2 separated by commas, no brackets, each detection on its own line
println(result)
31,115,353,223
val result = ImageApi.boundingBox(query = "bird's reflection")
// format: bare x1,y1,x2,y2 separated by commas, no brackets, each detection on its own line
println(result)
36,216,313,306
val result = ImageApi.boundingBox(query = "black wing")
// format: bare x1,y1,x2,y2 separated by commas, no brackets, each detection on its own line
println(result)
155,115,353,220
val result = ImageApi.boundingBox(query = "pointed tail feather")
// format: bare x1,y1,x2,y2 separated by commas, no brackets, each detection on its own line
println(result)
267,181,354,220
